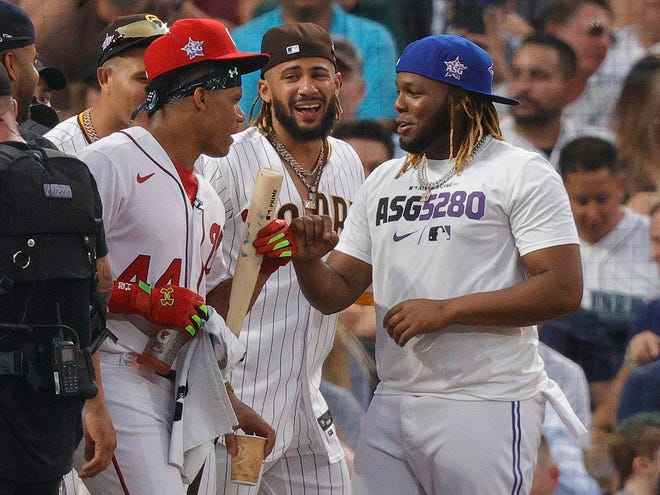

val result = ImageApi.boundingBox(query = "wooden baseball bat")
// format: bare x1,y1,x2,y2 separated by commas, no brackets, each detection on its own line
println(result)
226,168,283,336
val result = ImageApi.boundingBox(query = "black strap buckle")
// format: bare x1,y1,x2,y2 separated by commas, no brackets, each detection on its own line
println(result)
0,351,23,376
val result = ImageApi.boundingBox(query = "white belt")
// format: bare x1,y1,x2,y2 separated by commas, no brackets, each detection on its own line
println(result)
97,350,177,381
97,350,141,368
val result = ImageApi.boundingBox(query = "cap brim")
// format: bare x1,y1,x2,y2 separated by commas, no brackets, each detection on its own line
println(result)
212,52,269,75
39,66,66,90
481,92,519,105
449,84,518,106
98,35,159,67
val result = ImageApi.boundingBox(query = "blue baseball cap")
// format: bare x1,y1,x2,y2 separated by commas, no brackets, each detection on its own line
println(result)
396,34,518,105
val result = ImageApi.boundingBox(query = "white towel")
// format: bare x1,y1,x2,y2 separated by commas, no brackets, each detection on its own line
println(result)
205,307,246,375
542,378,589,444
169,308,245,484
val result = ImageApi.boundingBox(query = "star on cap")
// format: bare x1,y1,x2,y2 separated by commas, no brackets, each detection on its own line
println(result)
101,33,113,51
181,37,204,60
444,56,467,81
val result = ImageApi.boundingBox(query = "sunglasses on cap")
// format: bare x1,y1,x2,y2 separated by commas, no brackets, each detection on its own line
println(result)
102,16,170,53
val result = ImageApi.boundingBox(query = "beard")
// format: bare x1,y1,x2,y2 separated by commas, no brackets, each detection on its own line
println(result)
511,97,561,127
272,94,338,142
512,111,558,127
399,103,451,154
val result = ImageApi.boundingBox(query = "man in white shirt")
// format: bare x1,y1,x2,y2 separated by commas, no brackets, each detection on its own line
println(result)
543,136,660,427
501,33,613,168
290,34,584,495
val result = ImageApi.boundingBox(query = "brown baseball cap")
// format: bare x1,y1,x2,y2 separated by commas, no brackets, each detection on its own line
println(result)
260,23,336,75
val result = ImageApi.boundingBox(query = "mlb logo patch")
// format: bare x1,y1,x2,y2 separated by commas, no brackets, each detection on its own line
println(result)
286,44,300,55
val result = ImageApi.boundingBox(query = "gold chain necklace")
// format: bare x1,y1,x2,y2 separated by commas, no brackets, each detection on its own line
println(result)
417,136,489,202
78,108,100,143
266,131,328,210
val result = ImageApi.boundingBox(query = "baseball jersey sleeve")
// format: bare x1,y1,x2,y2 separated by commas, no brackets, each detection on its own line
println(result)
76,147,127,234
45,115,90,155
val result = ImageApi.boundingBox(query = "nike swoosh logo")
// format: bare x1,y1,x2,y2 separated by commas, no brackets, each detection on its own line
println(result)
393,231,417,242
136,172,155,183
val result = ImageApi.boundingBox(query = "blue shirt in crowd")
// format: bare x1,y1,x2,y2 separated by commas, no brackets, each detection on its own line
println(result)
617,299,660,421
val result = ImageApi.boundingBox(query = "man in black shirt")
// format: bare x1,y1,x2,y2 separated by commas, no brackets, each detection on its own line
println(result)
0,62,115,495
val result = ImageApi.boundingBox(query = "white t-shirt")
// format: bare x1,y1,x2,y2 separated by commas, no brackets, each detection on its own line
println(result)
336,136,579,401
580,208,660,322
499,116,615,169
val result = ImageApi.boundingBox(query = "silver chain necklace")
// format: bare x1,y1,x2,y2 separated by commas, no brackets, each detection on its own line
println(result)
267,132,327,210
417,135,489,201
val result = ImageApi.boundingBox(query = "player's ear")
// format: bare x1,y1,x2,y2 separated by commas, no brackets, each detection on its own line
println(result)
257,79,271,104
334,71,342,93
97,66,111,89
192,87,207,109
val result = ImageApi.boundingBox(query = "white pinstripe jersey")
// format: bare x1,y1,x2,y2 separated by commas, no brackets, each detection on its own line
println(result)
78,126,228,353
199,127,364,461
45,114,92,155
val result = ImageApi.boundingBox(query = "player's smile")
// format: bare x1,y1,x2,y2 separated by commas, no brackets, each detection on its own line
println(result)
293,98,324,124
396,120,414,136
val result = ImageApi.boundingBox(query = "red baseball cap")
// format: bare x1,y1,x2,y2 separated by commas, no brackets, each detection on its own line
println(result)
144,18,268,83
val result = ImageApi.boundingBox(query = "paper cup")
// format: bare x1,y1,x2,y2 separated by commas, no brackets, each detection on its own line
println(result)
230,434,267,486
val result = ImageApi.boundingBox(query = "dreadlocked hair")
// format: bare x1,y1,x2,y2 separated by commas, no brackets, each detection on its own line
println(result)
252,97,273,137
395,90,504,179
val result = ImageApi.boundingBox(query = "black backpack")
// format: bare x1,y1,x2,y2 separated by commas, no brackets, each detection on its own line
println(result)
0,142,99,285
0,143,105,397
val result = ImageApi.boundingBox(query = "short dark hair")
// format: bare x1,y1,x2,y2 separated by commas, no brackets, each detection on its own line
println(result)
333,120,394,160
558,136,621,178
538,0,611,30
517,33,577,79
609,413,660,486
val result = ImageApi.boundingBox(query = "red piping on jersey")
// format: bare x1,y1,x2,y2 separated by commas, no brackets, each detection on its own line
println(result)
119,130,192,288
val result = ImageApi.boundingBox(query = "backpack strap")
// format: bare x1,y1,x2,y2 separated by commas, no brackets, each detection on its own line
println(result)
0,142,31,163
